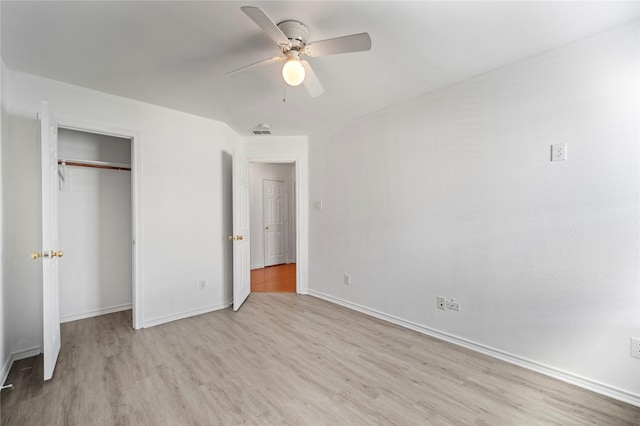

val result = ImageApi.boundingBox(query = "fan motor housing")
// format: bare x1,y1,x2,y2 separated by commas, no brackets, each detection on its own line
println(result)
277,20,309,50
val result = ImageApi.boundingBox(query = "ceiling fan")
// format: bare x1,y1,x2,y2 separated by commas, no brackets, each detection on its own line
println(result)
226,6,372,97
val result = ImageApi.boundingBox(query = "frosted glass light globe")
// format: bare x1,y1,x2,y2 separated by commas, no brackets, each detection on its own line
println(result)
282,56,305,86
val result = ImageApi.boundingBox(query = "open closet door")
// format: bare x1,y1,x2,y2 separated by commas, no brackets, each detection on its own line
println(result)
232,151,251,311
38,101,62,380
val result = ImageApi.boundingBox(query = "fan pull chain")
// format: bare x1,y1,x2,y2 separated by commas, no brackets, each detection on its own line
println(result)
283,87,287,103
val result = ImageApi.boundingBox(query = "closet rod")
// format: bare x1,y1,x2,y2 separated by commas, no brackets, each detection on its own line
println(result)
58,159,131,171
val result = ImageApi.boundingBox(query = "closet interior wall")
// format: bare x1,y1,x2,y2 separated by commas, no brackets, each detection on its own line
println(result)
57,128,132,322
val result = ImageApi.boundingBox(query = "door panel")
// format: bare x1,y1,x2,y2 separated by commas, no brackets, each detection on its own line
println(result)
40,101,61,380
263,179,286,267
232,151,250,311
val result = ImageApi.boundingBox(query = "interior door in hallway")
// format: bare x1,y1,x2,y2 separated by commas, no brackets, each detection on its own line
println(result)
263,179,286,267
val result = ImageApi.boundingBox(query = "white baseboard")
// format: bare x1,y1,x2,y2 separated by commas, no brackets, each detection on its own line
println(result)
141,300,232,328
307,289,640,408
1,346,41,386
60,303,132,323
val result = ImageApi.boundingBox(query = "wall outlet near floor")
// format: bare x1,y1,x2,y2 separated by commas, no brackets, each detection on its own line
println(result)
198,279,207,290
437,296,446,310
343,274,351,285
632,337,640,359
446,298,460,312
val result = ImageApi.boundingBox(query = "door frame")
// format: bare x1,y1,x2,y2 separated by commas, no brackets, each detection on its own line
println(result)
248,158,304,294
56,117,143,329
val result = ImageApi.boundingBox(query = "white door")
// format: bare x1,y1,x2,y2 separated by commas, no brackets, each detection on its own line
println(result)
39,101,62,380
263,179,286,267
232,151,251,311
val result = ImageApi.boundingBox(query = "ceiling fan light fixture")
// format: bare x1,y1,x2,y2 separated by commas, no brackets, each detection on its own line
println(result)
282,51,305,86
231,7,371,97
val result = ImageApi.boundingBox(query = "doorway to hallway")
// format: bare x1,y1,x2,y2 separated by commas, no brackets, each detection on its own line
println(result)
249,162,297,293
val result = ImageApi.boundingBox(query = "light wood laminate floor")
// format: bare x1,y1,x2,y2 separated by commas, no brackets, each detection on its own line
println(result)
2,294,638,425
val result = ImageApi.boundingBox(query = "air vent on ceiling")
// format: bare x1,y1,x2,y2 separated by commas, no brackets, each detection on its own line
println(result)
252,124,271,135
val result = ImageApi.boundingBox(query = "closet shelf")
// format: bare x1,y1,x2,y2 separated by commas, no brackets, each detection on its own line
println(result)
58,158,131,171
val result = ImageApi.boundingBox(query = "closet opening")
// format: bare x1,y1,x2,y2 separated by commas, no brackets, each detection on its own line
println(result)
57,127,135,326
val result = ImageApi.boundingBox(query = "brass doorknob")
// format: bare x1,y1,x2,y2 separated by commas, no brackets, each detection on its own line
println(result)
236,235,244,241
228,235,234,241
51,250,64,258
265,226,269,230
30,252,43,260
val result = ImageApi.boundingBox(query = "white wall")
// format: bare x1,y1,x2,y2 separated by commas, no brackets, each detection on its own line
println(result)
308,22,640,404
58,129,132,322
249,162,296,268
3,69,239,358
242,136,309,293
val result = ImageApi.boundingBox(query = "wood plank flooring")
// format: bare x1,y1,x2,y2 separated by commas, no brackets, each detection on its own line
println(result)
251,263,296,292
1,293,638,425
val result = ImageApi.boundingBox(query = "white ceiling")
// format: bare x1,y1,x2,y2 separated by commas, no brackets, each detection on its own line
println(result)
1,1,638,136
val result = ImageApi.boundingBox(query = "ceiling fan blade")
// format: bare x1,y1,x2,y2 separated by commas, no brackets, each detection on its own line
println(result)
241,6,290,48
301,61,324,98
306,32,371,57
226,56,284,77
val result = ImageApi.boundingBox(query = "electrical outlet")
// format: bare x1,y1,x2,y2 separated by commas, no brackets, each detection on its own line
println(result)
632,337,640,359
551,143,567,161
446,298,460,312
198,280,207,290
437,296,446,310
343,274,351,285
